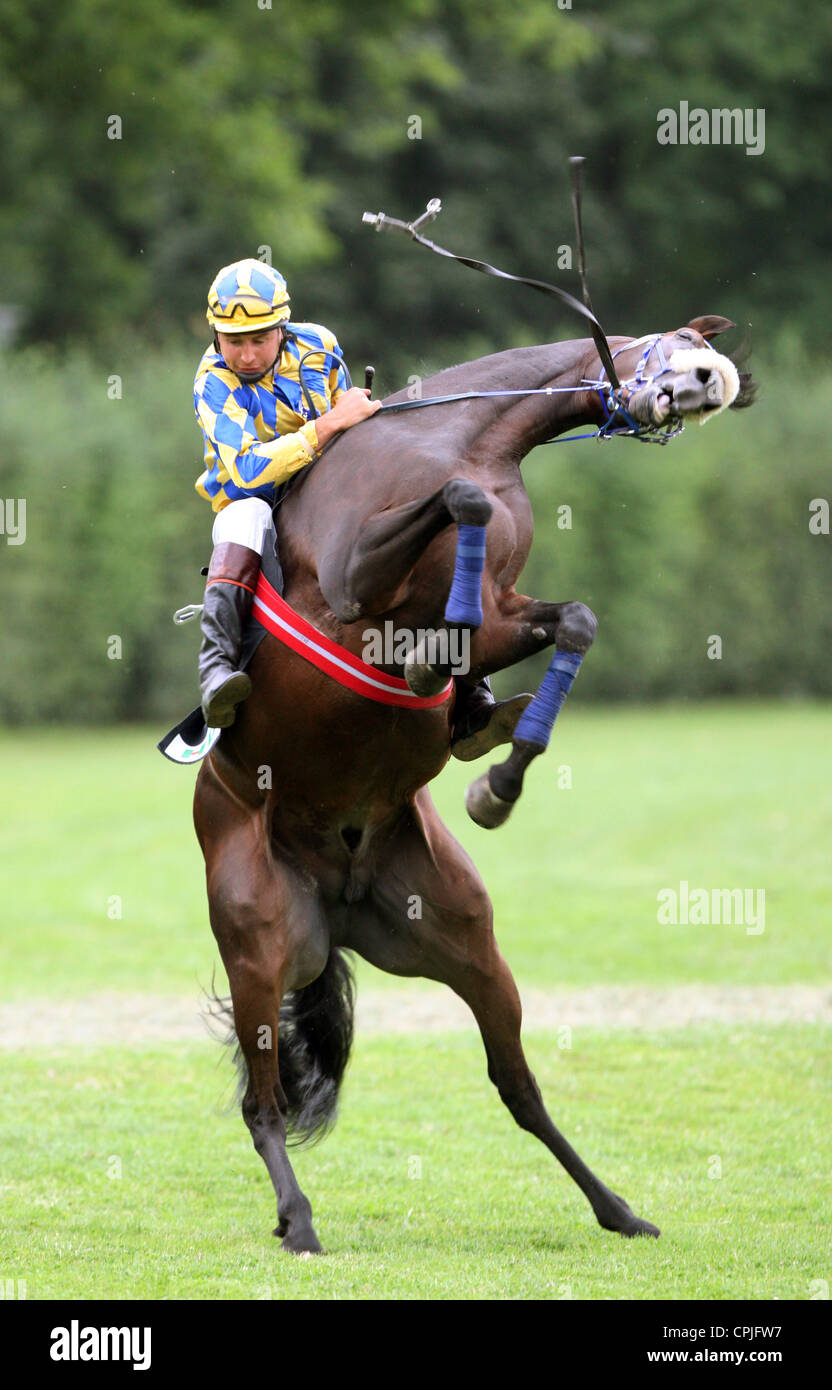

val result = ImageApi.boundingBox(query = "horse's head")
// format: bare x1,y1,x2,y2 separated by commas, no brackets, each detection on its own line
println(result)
611,316,757,429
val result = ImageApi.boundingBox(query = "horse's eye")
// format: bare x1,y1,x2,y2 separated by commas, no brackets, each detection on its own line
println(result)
677,330,695,342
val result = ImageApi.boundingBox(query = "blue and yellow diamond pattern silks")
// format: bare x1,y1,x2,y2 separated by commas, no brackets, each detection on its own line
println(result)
194,322,348,512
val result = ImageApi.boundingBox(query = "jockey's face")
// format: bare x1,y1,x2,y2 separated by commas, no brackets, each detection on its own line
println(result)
217,327,282,379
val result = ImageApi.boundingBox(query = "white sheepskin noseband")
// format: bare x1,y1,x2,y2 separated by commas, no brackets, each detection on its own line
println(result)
667,347,740,423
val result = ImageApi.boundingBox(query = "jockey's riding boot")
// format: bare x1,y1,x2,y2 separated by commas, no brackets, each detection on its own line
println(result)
450,676,534,762
198,542,260,728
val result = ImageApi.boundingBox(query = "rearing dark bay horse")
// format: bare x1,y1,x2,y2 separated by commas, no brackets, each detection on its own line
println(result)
194,314,755,1253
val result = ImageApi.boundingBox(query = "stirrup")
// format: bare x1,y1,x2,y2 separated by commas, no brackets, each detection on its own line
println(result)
173,603,204,624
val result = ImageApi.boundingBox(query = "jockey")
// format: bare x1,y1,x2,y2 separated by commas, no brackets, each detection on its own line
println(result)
193,257,530,755
194,258,380,727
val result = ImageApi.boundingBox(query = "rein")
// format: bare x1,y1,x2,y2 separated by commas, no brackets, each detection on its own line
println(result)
292,163,690,451
362,185,621,390
361,163,688,448
281,332,353,421
375,333,687,447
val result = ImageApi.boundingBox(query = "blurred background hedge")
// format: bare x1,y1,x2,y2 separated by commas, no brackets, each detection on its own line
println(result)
1,0,830,722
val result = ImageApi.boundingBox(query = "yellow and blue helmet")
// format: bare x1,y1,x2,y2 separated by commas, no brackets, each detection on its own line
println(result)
206,259,291,334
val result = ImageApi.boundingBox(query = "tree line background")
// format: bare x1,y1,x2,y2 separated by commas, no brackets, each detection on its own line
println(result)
1,0,830,722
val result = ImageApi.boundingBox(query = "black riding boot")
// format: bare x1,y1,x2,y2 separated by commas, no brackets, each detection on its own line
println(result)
199,542,260,728
450,676,533,762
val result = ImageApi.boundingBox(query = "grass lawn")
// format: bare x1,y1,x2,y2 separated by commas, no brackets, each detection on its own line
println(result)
1,705,828,1299
0,703,829,997
0,1025,828,1300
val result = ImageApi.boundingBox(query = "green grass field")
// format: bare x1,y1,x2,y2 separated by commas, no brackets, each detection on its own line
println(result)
1,1028,827,1300
1,704,830,1299
2,702,831,997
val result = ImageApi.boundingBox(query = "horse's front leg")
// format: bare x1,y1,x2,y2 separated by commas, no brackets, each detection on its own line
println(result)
402,480,496,698
317,475,496,698
317,476,491,626
194,763,330,1252
317,476,533,746
465,596,596,828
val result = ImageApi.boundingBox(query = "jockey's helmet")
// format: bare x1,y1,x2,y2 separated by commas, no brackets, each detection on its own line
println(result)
206,259,291,334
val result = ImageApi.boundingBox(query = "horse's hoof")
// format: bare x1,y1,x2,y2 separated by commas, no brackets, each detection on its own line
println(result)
442,478,494,526
623,1218,661,1239
405,651,450,697
452,693,533,761
276,1226,323,1255
597,1193,661,1239
465,771,515,829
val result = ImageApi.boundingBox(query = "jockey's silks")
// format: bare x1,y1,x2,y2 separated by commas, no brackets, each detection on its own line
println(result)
194,321,348,513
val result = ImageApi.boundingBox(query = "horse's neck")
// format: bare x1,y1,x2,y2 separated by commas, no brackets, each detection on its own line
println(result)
408,338,605,456
281,336,608,605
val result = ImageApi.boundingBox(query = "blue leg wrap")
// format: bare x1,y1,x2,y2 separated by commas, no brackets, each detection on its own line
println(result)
513,650,583,749
444,524,486,627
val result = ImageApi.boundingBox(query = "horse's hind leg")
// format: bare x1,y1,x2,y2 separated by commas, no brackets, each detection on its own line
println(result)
195,763,332,1253
349,793,659,1240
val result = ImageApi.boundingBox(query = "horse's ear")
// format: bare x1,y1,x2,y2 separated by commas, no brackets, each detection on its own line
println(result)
686,315,736,340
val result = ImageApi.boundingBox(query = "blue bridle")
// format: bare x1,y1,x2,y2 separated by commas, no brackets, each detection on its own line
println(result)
573,332,687,446
368,333,693,447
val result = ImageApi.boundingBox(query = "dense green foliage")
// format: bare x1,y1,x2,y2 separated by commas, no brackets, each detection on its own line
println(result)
1,1,830,720
1,0,830,365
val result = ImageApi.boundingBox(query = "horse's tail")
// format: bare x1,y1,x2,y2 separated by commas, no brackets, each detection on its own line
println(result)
204,947,356,1147
277,947,356,1145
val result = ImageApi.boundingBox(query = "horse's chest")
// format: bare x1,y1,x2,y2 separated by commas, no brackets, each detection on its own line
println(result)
488,480,534,581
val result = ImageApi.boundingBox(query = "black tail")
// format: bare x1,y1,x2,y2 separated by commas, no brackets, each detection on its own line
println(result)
204,947,356,1147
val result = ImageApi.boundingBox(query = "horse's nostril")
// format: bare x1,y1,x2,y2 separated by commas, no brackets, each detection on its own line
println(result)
341,826,363,853
695,367,712,385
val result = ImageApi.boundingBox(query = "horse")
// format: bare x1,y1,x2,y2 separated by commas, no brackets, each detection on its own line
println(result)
194,315,755,1253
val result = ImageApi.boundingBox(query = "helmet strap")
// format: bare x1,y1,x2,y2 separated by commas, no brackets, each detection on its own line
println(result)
212,325,284,383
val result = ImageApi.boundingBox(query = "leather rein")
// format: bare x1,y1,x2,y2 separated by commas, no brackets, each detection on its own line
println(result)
293,162,689,448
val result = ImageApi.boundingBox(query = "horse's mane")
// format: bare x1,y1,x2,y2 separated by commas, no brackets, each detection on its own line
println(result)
725,335,758,409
